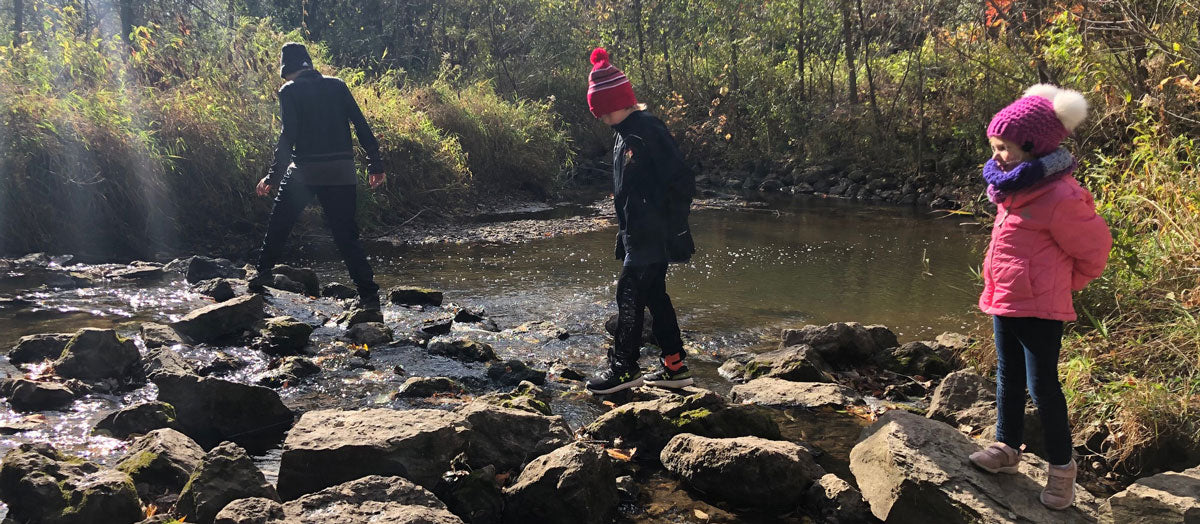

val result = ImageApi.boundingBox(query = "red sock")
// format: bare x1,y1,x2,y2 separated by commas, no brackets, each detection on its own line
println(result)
663,353,684,371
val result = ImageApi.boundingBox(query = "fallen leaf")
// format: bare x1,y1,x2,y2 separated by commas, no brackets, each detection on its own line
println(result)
694,509,710,519
602,400,617,409
605,448,634,462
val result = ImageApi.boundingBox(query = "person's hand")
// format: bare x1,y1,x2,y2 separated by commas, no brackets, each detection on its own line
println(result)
368,172,386,190
256,176,273,197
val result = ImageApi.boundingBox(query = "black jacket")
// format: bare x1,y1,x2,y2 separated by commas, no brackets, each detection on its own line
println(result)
611,111,695,263
267,69,383,184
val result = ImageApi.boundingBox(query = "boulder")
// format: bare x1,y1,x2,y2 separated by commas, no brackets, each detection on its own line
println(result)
0,378,76,412
177,442,280,524
142,346,195,378
429,338,496,362
185,256,245,284
395,376,463,398
725,344,835,383
115,428,206,500
8,332,72,365
54,328,142,384
878,341,951,378
320,282,357,300
456,402,573,473
277,408,470,499
503,443,618,524
214,497,284,524
282,475,463,524
153,373,294,453
730,377,863,409
0,443,143,524
270,274,307,294
781,322,894,366
257,316,313,355
585,388,781,455
804,473,876,524
478,381,553,416
194,279,236,302
343,322,394,346
1103,465,1200,524
388,286,444,306
140,323,185,349
660,434,824,511
486,359,547,386
437,466,504,524
272,265,320,296
849,410,1101,523
926,369,1044,455
170,294,265,343
93,401,178,439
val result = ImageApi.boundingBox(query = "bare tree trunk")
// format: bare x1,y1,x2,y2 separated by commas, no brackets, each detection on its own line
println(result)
840,0,858,104
797,0,806,99
633,0,647,87
12,0,23,45
856,0,881,124
118,0,134,44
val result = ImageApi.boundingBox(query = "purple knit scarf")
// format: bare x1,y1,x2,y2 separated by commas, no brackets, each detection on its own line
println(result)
983,148,1076,203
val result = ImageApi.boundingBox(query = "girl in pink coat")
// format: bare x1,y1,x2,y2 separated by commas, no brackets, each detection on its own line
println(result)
967,85,1112,510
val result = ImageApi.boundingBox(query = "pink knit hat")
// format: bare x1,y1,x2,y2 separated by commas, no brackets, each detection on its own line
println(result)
987,84,1088,156
587,48,638,118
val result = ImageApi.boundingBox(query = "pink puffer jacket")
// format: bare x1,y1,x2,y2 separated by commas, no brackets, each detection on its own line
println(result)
979,175,1113,321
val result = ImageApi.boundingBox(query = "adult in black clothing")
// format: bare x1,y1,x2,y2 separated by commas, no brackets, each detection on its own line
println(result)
249,43,386,310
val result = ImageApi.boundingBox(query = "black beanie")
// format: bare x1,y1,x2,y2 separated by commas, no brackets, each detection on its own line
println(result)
279,42,313,79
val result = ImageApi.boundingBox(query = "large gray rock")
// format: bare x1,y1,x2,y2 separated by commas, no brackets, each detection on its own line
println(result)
152,373,293,453
185,256,246,284
214,497,284,524
0,378,77,412
256,316,313,355
849,410,1101,523
926,369,1044,455
177,442,280,524
282,475,463,524
585,388,780,455
271,265,320,296
140,322,185,349
729,377,863,409
8,332,72,365
660,433,824,511
781,322,895,366
388,286,444,306
54,328,142,383
116,428,206,500
804,473,876,524
1103,465,1200,524
0,443,143,524
170,294,265,343
93,401,178,439
429,338,496,362
456,402,573,473
722,344,835,383
277,408,471,499
503,443,618,524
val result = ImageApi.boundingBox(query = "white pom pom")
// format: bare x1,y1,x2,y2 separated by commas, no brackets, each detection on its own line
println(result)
1023,83,1088,131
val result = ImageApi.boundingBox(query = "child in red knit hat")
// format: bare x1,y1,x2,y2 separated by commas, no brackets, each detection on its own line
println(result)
969,84,1112,510
585,48,696,394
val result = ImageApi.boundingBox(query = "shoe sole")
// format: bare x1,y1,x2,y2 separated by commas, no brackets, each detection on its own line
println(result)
643,377,694,388
587,377,644,395
1040,490,1075,510
970,459,1020,475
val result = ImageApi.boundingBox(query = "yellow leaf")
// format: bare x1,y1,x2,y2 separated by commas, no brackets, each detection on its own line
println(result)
605,448,634,462
694,509,710,519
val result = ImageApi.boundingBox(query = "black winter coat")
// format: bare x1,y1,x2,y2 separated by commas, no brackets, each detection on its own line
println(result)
267,69,383,184
611,111,695,263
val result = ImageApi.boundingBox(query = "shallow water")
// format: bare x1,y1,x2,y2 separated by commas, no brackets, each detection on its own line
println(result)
0,195,987,520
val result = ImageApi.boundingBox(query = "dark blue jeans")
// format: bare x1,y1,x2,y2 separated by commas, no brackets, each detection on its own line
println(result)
993,315,1072,465
610,262,685,372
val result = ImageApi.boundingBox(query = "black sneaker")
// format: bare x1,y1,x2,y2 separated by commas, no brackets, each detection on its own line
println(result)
586,368,643,395
247,273,272,294
643,364,694,388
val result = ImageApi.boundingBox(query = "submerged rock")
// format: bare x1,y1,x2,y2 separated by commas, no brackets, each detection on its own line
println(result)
660,434,824,512
0,443,143,524
140,322,185,349
0,378,77,412
116,428,206,501
153,373,294,453
272,265,320,296
486,359,547,386
723,344,835,383
93,401,178,439
177,442,280,524
388,286,444,306
170,294,265,343
503,443,618,524
8,332,73,365
429,338,496,362
456,401,573,473
54,328,143,384
282,475,463,524
185,256,246,284
277,408,470,499
729,377,863,409
194,278,237,302
1103,465,1200,524
849,410,1101,523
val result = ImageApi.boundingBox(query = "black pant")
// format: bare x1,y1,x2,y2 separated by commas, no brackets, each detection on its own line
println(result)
256,175,379,297
610,262,685,371
993,315,1072,465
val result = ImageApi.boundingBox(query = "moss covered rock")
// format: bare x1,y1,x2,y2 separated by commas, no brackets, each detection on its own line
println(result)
177,442,279,524
0,442,143,524
93,401,178,439
115,428,205,501
54,328,142,384
387,286,444,306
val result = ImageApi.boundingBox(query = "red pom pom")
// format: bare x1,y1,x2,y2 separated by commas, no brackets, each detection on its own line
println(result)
590,47,610,66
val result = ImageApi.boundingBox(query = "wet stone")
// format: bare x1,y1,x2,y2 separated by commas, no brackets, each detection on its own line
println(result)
186,256,245,284
257,316,314,356
170,294,265,344
272,264,320,296
140,323,185,349
486,359,547,386
321,282,357,300
143,346,196,378
194,278,236,302
8,332,73,365
429,338,496,363
388,286,444,306
93,401,178,439
343,322,393,346
419,316,455,336
107,262,165,281
0,378,77,412
54,328,143,384
338,308,383,326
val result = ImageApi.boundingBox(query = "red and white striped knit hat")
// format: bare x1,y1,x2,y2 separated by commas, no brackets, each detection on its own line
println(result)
587,48,638,118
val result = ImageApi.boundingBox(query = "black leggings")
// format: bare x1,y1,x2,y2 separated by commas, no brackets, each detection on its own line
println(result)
255,175,378,296
610,262,685,371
